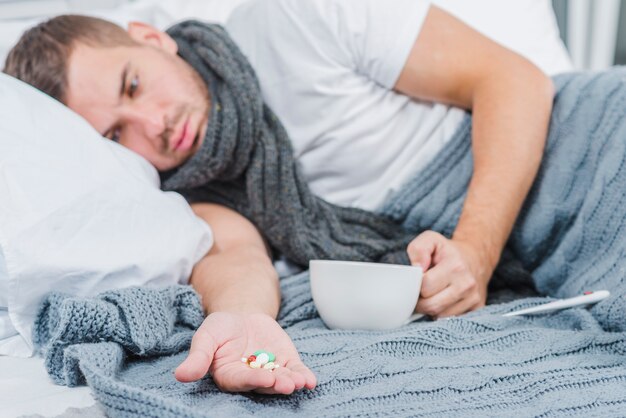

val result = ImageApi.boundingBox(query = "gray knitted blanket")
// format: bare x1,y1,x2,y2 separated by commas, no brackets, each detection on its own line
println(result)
34,69,626,416
381,69,626,333
35,278,626,417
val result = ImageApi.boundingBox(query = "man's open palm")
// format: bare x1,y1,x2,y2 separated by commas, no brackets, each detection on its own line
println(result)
175,312,317,394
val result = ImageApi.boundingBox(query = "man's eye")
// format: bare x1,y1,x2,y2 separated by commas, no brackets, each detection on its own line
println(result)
108,128,121,143
128,76,139,97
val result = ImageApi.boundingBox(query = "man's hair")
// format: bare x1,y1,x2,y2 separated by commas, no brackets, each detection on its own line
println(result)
3,15,135,103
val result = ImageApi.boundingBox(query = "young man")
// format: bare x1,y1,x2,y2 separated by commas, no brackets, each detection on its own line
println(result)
3,0,554,394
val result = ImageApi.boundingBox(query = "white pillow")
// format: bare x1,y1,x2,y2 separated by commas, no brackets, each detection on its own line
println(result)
0,73,213,357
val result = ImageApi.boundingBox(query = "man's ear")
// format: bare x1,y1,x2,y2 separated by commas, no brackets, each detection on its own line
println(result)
127,22,178,54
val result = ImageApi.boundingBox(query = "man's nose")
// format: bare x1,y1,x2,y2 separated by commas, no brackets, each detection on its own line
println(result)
125,106,166,143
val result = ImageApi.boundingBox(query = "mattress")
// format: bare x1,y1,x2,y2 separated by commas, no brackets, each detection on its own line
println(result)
0,356,97,418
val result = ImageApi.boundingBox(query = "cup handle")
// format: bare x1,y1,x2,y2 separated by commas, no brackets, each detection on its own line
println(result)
404,313,424,325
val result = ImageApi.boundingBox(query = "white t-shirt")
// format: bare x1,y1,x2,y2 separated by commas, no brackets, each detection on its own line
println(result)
226,0,467,211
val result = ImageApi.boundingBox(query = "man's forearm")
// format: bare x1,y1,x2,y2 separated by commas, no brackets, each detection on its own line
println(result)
189,245,281,318
452,67,554,281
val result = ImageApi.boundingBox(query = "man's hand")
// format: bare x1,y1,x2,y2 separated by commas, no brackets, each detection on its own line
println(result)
180,205,316,394
407,231,491,318
175,312,317,395
396,6,553,319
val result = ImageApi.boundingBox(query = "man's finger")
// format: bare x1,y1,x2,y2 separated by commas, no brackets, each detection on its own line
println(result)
418,250,462,299
285,359,317,390
251,367,296,395
286,366,306,391
288,361,317,390
272,367,298,394
253,361,317,394
416,283,463,317
174,326,219,382
217,364,276,392
406,232,440,271
418,263,451,299
436,296,478,318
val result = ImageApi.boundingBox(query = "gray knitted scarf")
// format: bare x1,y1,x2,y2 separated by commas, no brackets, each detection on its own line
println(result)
161,21,414,266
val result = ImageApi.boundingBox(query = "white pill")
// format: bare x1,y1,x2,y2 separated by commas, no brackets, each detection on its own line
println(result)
256,353,270,365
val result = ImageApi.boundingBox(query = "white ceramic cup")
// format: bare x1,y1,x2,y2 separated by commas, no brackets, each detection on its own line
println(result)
309,260,423,330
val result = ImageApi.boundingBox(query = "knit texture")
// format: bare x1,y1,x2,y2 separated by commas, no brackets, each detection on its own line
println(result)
34,69,626,417
35,276,626,417
381,69,626,333
160,21,419,266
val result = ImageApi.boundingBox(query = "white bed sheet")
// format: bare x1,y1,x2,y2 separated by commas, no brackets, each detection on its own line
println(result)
0,356,95,418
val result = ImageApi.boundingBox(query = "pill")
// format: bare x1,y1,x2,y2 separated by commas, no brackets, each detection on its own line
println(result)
256,353,270,365
253,350,276,363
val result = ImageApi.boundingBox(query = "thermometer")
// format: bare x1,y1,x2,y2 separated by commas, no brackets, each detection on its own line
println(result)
503,290,610,317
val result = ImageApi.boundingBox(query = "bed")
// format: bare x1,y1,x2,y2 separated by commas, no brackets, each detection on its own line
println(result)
31,268,626,417
0,356,101,418
1,1,588,417
24,65,626,416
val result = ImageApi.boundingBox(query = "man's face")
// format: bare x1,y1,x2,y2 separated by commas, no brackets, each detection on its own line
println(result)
65,29,210,171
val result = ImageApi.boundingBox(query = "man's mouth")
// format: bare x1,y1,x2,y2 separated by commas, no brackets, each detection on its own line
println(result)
173,117,195,152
